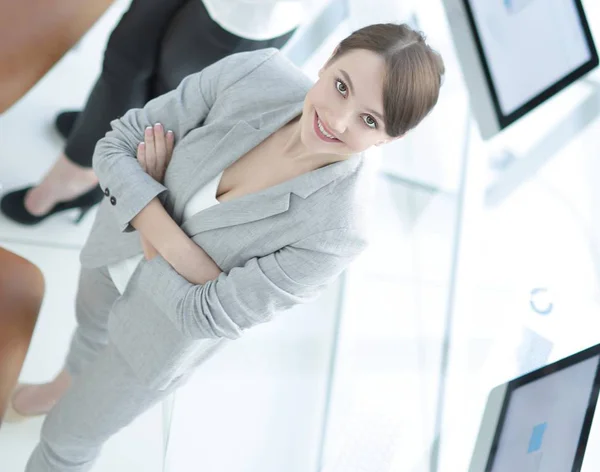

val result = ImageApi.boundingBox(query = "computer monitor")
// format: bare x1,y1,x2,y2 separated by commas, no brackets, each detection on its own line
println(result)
442,0,599,139
469,342,600,472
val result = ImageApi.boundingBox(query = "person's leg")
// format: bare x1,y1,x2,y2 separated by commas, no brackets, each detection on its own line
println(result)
152,0,297,96
10,265,118,416
25,340,179,472
7,0,189,219
22,264,204,470
22,155,100,217
22,0,297,215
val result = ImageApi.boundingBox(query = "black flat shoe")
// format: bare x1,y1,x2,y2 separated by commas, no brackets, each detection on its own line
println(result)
55,111,81,139
0,185,103,225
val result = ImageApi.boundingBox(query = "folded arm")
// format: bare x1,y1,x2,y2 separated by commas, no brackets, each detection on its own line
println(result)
133,197,222,285
129,127,366,339
134,227,367,340
91,50,277,279
92,49,278,234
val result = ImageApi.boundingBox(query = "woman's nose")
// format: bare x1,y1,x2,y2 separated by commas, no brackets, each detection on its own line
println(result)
329,120,346,134
327,110,352,134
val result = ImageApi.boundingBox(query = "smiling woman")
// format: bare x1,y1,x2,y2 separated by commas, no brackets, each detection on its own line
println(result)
13,22,446,472
298,23,446,161
327,23,446,138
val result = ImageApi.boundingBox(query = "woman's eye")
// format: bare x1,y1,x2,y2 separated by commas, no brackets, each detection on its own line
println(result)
335,79,348,96
363,115,377,129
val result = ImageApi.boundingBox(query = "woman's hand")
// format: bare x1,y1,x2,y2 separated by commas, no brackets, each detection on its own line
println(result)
137,124,174,260
137,123,175,184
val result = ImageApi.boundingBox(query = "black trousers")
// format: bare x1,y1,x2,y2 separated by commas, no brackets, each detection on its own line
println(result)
64,0,296,167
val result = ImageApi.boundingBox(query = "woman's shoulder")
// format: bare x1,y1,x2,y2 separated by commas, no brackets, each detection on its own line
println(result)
218,48,313,95
219,48,280,74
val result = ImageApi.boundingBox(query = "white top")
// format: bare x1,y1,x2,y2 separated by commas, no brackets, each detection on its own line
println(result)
108,171,224,295
201,0,322,41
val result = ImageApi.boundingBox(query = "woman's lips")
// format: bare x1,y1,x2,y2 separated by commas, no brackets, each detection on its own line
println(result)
313,111,341,143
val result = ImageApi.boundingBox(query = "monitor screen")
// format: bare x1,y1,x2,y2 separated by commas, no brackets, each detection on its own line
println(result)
447,0,599,137
487,354,600,471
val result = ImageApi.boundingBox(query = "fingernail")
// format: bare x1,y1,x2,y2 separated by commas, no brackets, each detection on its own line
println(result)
138,142,145,146
167,130,174,135
154,123,162,128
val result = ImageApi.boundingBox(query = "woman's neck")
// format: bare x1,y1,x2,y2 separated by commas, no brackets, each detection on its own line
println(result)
279,114,346,170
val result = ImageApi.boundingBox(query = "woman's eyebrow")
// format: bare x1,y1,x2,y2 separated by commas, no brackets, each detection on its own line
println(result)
339,69,384,121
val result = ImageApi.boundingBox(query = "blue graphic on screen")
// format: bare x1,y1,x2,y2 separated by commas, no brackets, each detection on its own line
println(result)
528,422,547,453
503,0,535,15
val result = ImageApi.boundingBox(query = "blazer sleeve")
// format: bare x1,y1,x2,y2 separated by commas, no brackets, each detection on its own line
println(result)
92,48,279,233
134,228,368,339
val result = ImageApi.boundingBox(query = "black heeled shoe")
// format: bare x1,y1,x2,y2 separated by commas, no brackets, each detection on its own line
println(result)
55,111,81,139
0,185,103,225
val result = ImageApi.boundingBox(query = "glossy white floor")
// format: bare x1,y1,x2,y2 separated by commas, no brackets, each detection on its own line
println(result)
3,1,600,472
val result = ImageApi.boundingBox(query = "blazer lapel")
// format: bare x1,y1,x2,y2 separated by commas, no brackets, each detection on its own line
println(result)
171,101,304,219
173,100,363,237
180,152,363,236
171,119,270,219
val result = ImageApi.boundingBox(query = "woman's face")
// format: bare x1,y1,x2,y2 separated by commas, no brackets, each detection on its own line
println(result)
300,48,398,156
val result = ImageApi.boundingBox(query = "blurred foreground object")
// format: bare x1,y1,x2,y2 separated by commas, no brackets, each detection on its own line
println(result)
0,0,114,112
0,247,45,425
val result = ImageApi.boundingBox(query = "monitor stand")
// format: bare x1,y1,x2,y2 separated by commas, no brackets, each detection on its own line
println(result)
486,78,600,206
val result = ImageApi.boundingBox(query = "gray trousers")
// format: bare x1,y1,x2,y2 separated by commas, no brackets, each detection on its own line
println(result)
25,265,185,471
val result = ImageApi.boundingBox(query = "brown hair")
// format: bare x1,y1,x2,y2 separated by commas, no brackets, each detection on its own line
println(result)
328,23,445,137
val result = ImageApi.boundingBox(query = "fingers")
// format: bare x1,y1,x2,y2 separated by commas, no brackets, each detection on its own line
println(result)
166,130,175,164
140,123,175,182
137,142,147,172
144,126,157,177
153,123,168,172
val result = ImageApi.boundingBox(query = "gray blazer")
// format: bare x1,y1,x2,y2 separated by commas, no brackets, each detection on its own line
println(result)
80,49,370,390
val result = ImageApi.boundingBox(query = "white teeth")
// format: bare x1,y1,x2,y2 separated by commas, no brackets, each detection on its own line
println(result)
317,117,336,140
